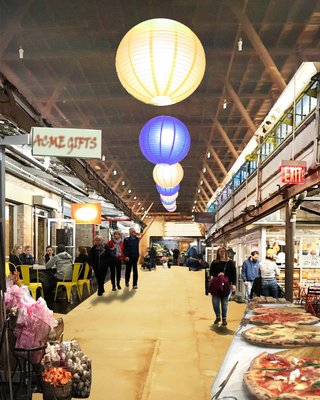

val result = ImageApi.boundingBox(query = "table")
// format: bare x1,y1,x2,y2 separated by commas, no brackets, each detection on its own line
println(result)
210,303,309,399
31,264,46,270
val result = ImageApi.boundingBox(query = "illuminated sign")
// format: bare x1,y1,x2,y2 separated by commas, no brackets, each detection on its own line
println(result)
71,203,102,224
31,127,101,158
280,160,306,184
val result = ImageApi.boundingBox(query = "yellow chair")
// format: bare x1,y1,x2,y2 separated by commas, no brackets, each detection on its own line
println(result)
54,263,82,303
77,263,92,300
20,264,44,300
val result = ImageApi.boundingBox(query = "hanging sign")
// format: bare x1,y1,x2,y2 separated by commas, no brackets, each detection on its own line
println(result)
280,160,306,184
71,203,101,224
31,127,101,158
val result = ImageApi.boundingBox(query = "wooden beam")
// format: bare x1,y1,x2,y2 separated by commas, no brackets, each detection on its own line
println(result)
228,0,286,92
200,187,210,202
205,164,219,188
209,146,228,175
202,174,215,196
225,81,257,134
214,121,239,159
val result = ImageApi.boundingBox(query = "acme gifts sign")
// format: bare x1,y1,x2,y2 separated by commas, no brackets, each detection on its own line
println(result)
31,127,101,158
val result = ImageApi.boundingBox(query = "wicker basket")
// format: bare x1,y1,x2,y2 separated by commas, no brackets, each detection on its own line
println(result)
42,379,72,400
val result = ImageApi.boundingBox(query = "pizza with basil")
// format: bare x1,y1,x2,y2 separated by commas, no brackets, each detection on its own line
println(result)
250,311,319,325
244,351,320,399
243,324,320,347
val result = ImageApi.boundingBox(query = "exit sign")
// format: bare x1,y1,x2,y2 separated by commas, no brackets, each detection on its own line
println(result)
280,160,306,184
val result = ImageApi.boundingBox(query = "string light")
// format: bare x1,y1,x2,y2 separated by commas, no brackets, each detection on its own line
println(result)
200,180,203,185
101,155,106,161
128,189,132,194
207,152,211,158
133,196,137,200
238,37,243,52
19,46,24,59
223,99,227,110
203,167,206,173
198,189,201,193
121,180,125,186
113,169,117,176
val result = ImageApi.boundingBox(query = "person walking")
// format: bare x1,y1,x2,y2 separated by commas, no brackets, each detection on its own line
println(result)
108,231,124,291
88,235,113,296
209,246,236,326
241,250,260,301
259,249,279,298
124,227,140,289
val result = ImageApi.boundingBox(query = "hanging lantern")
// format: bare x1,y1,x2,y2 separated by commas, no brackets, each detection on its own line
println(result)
139,116,191,164
160,192,179,203
156,184,180,196
164,203,177,212
115,18,206,106
161,198,176,206
153,163,184,188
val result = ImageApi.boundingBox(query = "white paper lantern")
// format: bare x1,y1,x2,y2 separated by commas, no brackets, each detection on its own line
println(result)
164,203,177,212
153,163,184,188
116,18,206,106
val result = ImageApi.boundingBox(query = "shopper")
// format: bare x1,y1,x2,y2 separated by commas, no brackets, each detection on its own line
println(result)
209,246,236,326
259,249,279,298
172,248,180,265
88,235,113,296
20,245,38,282
20,245,35,265
124,227,140,289
108,231,124,291
9,245,23,273
148,246,157,270
43,244,73,302
241,250,260,301
44,245,55,263
75,246,90,279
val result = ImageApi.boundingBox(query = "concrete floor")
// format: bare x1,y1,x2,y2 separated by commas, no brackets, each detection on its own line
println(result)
34,266,245,400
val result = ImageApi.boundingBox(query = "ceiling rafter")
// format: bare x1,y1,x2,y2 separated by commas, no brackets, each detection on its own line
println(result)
228,0,287,93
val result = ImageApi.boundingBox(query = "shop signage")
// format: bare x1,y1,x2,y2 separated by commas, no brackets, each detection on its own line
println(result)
193,212,215,224
280,160,306,184
31,127,101,158
71,203,101,224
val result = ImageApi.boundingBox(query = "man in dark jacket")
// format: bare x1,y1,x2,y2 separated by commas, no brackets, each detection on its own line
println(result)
88,235,113,296
124,228,140,289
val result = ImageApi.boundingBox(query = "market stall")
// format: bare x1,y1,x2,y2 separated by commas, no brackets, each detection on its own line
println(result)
2,274,92,400
211,300,320,399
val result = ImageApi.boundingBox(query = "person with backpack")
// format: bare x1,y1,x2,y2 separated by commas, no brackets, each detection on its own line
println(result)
209,246,236,326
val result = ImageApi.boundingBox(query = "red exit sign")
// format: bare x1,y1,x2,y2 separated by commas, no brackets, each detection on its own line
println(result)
280,160,306,184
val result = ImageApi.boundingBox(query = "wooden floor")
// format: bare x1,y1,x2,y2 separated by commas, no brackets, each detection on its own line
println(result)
33,266,246,400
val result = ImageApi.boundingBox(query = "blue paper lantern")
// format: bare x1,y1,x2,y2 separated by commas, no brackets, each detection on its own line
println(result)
139,116,191,164
161,198,176,206
156,184,180,196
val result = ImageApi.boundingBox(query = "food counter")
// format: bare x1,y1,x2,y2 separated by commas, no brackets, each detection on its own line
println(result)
210,303,313,399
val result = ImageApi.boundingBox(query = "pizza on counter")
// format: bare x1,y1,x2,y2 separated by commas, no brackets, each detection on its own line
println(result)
249,312,319,326
243,324,320,347
244,351,320,399
252,307,307,315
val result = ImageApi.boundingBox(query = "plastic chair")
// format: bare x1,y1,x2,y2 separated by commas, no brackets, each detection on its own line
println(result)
305,285,320,316
20,265,44,300
54,263,82,302
77,263,92,300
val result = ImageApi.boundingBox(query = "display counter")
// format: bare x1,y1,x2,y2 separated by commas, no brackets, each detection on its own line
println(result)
211,303,311,399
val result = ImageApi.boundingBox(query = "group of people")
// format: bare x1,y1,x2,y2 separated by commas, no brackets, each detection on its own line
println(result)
8,227,140,302
208,246,280,327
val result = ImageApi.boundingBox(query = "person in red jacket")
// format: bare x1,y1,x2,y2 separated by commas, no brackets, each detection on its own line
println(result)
108,231,125,291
